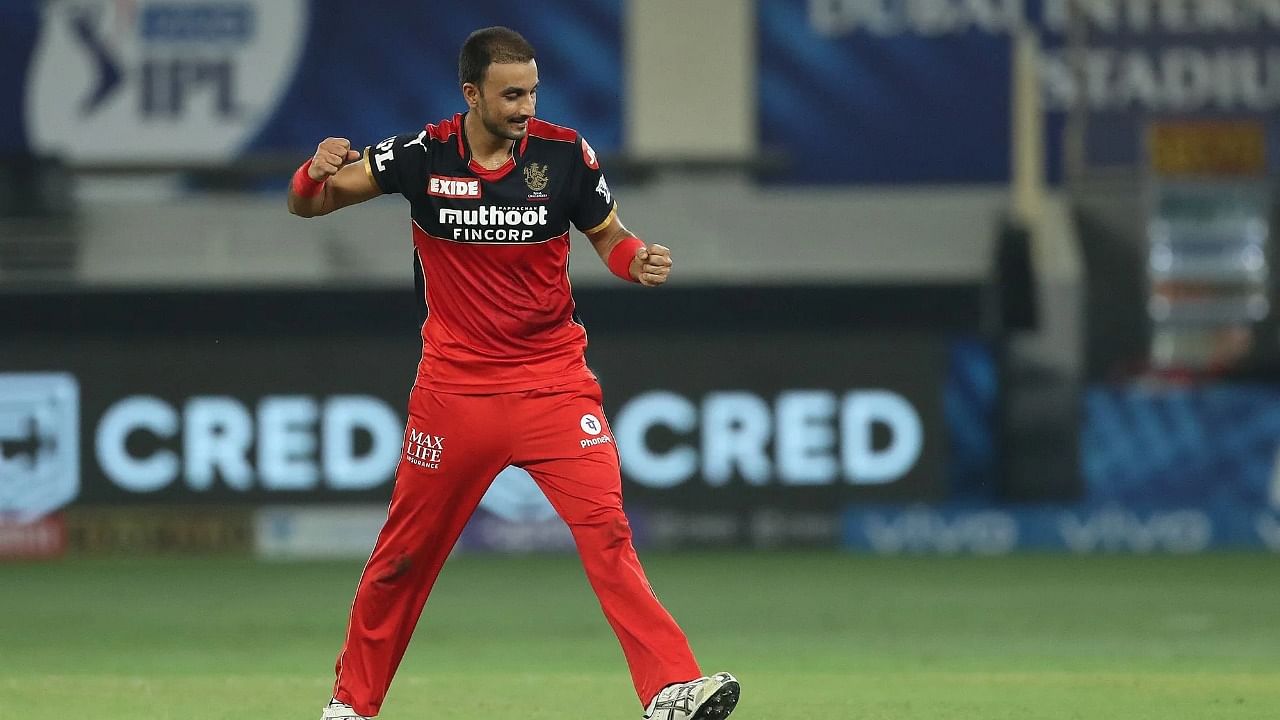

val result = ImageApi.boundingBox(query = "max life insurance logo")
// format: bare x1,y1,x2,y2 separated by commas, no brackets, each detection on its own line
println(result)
0,374,80,522
25,0,308,163
404,428,444,470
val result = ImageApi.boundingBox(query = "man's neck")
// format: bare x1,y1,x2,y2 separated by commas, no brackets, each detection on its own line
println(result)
464,112,515,169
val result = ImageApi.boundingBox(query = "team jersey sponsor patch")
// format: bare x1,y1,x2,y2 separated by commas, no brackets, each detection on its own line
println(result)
427,175,482,199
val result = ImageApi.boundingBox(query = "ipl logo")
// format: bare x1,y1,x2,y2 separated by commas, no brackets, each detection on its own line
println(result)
0,374,80,521
25,0,308,164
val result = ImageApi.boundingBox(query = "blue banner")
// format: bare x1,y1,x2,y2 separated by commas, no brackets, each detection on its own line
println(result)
844,383,1280,553
1,0,621,162
0,2,40,153
759,0,1280,184
844,503,1280,554
1082,385,1280,510
758,0,1013,184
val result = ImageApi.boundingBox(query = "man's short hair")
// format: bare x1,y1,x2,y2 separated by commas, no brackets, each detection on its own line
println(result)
459,26,536,87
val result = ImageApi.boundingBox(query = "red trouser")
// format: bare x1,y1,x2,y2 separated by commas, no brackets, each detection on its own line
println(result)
332,379,701,716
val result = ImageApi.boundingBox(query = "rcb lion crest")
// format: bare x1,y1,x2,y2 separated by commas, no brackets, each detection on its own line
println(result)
523,163,550,192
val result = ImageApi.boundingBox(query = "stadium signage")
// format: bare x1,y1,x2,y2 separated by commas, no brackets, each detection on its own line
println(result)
77,383,937,503
807,0,1280,114
613,389,923,489
0,373,80,520
844,506,1226,555
0,515,66,560
25,0,309,163
764,0,1280,184
93,394,402,494
860,507,1019,556
1057,507,1212,554
1,290,956,510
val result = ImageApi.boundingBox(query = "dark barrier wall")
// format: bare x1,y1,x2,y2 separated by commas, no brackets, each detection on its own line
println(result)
0,285,984,522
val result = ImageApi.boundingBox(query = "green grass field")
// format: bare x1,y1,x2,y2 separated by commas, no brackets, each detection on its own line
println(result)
2,552,1278,719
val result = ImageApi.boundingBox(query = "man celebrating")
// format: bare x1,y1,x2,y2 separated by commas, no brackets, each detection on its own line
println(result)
287,26,739,720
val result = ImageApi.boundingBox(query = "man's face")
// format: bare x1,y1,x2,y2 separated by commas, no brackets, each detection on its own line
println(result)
472,60,538,141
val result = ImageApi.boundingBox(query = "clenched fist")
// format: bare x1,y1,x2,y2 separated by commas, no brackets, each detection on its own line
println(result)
309,137,361,181
630,243,672,287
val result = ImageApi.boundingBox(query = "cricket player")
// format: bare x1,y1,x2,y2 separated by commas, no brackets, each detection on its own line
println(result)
287,26,739,720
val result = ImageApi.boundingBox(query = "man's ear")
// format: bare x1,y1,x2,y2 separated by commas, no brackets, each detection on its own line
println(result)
462,83,480,109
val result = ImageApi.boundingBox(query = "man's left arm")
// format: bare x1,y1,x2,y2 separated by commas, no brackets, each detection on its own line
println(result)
585,215,672,287
569,135,671,287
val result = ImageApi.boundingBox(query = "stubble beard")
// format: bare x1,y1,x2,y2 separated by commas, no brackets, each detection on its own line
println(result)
478,104,528,141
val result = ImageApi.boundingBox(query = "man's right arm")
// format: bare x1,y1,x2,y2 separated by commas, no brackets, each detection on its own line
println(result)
287,137,383,218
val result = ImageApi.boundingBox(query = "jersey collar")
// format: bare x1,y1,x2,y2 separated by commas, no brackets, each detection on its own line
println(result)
459,111,517,182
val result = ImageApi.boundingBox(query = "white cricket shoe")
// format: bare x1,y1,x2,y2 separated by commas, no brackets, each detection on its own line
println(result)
320,699,369,719
643,672,740,720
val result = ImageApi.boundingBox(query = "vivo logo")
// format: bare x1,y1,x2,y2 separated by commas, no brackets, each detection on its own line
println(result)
1057,507,1212,554
861,508,1018,555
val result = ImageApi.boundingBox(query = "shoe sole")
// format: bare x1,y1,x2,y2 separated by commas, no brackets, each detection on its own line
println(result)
692,678,740,720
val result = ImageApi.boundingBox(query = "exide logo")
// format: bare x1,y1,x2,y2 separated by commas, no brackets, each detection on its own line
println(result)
427,175,481,199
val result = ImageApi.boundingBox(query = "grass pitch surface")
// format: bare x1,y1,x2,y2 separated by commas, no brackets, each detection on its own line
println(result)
2,552,1277,719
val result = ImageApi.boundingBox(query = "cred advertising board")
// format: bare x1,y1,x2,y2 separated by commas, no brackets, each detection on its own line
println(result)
0,295,950,519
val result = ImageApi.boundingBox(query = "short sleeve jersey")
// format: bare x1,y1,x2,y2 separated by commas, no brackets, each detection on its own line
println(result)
364,113,618,394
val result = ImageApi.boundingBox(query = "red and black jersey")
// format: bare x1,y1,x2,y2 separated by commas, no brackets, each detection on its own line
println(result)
364,113,617,393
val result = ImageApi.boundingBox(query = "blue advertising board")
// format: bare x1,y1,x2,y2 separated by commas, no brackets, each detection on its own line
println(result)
758,0,1015,184
758,0,1280,184
845,384,1280,553
0,0,621,161
8,0,1278,182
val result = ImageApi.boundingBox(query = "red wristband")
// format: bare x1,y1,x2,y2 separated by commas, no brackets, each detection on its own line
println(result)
291,160,325,197
607,237,645,283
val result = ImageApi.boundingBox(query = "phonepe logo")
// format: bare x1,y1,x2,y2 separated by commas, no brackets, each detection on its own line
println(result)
612,389,923,488
94,394,402,493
